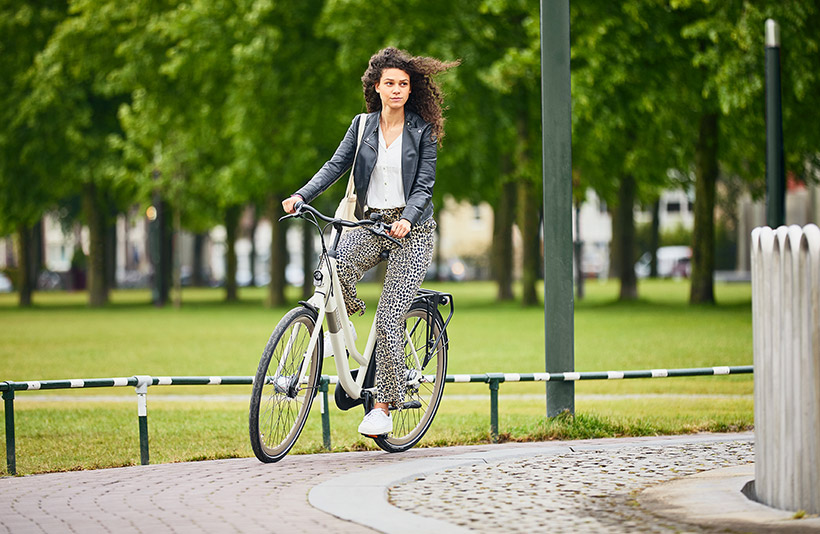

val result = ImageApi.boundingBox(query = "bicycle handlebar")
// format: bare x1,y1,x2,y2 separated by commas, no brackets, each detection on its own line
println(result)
285,201,403,247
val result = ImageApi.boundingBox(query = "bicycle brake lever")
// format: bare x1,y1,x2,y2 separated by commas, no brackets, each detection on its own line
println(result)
279,203,306,222
381,230,403,248
365,225,402,248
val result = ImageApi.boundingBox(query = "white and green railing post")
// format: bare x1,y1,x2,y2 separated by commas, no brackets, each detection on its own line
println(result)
135,376,151,465
3,383,16,475
487,373,503,443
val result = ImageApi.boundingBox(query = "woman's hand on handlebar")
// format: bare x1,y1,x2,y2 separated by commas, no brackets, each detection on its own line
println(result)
282,195,303,214
388,218,411,239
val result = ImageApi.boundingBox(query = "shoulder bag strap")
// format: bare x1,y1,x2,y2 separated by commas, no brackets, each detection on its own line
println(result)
344,113,367,198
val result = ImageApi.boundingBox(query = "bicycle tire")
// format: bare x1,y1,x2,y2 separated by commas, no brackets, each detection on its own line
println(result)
249,306,323,463
374,301,448,452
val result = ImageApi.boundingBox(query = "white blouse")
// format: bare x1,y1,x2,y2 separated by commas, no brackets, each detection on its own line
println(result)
365,127,405,209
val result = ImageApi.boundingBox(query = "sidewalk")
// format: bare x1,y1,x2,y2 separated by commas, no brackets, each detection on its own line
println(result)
2,432,818,533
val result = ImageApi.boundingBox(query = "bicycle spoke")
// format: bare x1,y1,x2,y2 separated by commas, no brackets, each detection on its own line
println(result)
250,309,321,462
376,304,446,452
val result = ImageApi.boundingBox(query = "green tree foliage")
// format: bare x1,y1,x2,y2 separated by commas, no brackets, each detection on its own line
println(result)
224,0,351,305
113,0,247,302
572,0,819,304
4,0,818,310
17,0,143,306
673,1,820,303
571,1,694,301
0,0,68,306
321,0,544,304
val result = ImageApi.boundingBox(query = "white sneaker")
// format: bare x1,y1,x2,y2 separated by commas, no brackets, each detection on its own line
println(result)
358,408,392,436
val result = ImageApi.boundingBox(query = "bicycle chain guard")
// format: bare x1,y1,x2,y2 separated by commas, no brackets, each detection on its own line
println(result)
334,359,376,411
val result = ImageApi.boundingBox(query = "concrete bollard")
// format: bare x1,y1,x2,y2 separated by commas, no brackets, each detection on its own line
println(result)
751,224,820,514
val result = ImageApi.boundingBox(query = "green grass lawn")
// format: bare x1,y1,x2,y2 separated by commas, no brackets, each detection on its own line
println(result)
0,279,754,475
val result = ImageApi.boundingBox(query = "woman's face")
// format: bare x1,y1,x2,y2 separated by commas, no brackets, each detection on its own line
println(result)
375,68,411,112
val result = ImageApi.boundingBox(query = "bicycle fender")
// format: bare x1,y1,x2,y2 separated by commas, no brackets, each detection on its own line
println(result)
298,300,319,314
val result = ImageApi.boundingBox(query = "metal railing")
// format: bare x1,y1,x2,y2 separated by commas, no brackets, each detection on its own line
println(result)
1,365,753,475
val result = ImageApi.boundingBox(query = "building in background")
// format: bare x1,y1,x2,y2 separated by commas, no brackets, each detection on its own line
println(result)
3,180,820,290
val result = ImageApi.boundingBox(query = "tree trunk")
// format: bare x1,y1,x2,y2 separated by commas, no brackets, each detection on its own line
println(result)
612,174,638,301
301,218,313,299
16,225,34,307
173,206,182,308
4,236,15,268
148,191,171,306
690,112,718,305
158,200,173,306
267,194,287,307
224,205,240,302
249,206,258,288
649,198,660,278
84,183,108,307
31,219,44,283
192,233,206,286
492,179,516,301
105,217,116,291
518,179,540,306
574,200,584,300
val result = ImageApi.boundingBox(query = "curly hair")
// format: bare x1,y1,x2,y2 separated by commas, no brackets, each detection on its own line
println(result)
362,47,459,144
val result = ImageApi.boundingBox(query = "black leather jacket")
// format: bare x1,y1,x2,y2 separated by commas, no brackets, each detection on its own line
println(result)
294,110,436,227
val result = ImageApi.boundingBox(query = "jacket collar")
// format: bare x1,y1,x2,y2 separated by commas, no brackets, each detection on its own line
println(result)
403,109,425,130
362,109,426,146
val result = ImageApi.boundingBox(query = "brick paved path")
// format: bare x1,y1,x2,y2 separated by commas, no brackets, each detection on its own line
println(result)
0,442,558,534
0,435,760,534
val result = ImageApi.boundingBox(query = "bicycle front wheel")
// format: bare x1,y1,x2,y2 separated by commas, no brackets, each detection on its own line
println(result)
374,301,448,452
249,306,323,463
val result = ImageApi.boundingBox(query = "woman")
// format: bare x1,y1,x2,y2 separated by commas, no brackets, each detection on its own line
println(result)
282,47,457,436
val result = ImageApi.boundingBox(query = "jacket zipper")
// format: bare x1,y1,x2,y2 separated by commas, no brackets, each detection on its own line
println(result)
363,136,377,153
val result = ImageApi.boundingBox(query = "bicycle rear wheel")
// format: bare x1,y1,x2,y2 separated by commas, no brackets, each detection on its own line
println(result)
249,307,323,463
374,301,448,452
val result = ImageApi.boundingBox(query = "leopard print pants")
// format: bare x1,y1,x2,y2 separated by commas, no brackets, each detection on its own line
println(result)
335,207,436,405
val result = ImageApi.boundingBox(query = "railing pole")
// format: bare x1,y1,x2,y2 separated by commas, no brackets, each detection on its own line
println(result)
3,384,16,475
319,377,331,451
135,376,151,465
488,374,502,443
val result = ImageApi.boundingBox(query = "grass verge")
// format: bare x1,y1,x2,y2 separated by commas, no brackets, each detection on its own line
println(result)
1,279,754,475
2,392,752,476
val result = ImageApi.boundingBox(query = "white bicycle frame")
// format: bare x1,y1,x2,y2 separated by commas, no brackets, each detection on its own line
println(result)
289,252,378,401
270,206,436,402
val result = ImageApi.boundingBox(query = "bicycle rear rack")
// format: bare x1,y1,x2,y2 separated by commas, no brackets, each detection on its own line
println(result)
412,288,454,369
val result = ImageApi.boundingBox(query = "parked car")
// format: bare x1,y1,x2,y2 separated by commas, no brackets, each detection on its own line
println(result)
635,246,692,278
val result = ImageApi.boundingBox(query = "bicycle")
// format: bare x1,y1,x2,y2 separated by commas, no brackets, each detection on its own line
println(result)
249,201,454,463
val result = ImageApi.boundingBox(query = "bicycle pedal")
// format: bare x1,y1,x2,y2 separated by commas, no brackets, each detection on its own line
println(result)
361,432,390,438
